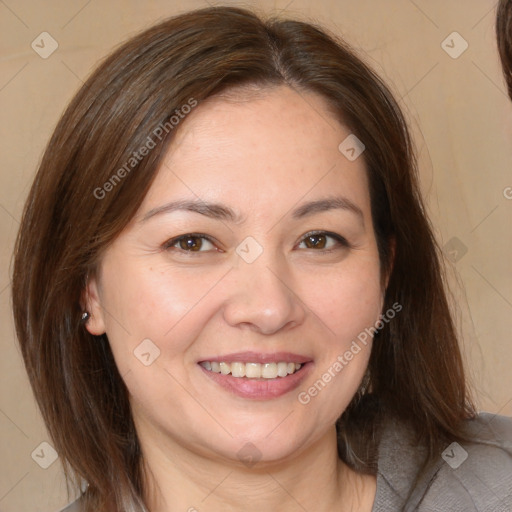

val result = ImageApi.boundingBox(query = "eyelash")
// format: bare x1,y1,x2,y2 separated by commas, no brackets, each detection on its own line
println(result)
162,230,350,255
297,230,351,252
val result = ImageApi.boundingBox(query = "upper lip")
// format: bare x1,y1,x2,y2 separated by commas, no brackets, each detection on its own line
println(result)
198,351,312,364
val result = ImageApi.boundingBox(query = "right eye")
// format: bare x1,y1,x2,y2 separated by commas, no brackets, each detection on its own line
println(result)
163,233,217,253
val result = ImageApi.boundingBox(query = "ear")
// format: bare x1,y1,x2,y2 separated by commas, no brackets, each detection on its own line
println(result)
81,274,107,335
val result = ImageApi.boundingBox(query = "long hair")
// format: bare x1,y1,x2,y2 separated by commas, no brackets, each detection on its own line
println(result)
12,6,475,511
497,0,512,99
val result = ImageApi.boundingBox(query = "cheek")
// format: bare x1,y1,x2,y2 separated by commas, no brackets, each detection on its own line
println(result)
294,255,382,420
99,256,229,363
299,257,383,345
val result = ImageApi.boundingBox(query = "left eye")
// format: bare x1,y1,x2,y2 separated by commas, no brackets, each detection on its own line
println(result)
165,234,216,252
297,232,347,251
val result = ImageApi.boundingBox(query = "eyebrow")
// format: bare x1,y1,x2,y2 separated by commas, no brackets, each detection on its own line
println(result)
140,196,364,224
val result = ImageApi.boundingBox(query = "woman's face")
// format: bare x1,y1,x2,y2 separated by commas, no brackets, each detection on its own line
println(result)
86,85,385,465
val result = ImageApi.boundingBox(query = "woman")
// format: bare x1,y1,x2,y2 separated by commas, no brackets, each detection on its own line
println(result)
11,6,512,512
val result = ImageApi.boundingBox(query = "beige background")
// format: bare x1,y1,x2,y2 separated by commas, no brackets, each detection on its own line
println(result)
1,1,511,511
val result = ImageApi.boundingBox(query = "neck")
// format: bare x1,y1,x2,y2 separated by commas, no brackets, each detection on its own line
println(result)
139,424,376,512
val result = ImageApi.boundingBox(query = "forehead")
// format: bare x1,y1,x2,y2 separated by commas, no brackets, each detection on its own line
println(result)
171,85,345,162
139,85,371,219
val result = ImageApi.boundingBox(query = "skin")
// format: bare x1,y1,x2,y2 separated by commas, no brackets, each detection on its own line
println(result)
85,85,387,511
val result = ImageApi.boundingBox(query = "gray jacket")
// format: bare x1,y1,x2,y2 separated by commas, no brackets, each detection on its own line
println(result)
373,411,512,511
60,412,512,512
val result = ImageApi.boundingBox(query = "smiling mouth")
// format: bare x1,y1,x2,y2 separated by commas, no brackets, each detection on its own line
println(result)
198,355,313,399
199,361,302,379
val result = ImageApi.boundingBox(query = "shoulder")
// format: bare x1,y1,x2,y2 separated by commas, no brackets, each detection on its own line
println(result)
435,412,512,511
374,412,512,512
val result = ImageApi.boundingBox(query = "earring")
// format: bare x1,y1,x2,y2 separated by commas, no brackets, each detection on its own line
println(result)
81,311,90,323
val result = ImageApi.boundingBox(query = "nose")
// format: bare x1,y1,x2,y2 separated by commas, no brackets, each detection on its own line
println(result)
222,254,307,335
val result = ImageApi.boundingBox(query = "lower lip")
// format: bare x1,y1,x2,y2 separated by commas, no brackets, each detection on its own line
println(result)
198,362,313,400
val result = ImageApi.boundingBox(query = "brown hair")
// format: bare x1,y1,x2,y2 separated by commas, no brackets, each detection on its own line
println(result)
12,6,476,511
497,0,512,99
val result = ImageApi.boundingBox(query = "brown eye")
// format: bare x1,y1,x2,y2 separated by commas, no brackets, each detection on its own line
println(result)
165,234,216,253
304,234,327,249
297,231,349,252
178,236,203,251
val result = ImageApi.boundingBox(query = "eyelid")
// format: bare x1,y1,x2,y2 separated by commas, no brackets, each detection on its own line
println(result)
162,233,220,252
297,230,351,251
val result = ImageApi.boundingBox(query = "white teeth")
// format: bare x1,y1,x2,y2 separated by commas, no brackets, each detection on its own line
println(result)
262,362,277,379
200,361,303,379
245,362,261,378
219,362,230,375
277,362,288,377
230,362,246,377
